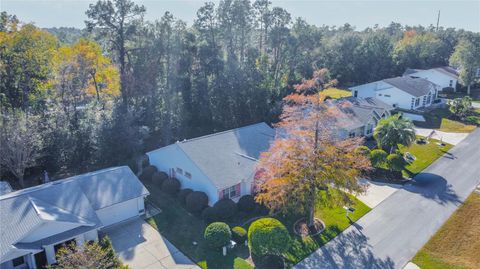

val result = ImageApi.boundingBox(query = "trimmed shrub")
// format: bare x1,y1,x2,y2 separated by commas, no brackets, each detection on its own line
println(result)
213,198,237,221
201,206,217,223
177,188,193,205
152,171,168,186
465,115,480,125
248,218,291,257
238,195,256,213
204,222,231,249
231,226,247,244
185,191,209,214
139,165,157,181
355,145,371,156
387,153,407,172
161,178,181,195
370,149,388,168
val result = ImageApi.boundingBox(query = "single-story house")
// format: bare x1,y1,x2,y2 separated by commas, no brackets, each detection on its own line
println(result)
0,166,149,269
403,66,459,90
350,76,440,110
333,97,394,138
147,122,275,205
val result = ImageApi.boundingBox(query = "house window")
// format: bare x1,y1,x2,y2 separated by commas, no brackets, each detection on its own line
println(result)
12,256,24,267
384,94,391,97
176,167,183,175
366,124,373,135
222,185,239,199
185,172,192,179
422,96,427,105
415,98,420,107
449,80,453,87
348,131,355,138
354,90,358,97
427,92,432,104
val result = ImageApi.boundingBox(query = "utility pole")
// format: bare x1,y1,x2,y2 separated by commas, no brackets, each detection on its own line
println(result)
436,10,441,31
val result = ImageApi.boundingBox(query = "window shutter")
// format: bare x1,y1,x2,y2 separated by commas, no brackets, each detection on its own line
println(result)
235,183,241,197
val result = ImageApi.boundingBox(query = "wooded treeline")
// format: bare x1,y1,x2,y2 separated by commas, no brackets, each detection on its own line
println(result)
1,0,479,186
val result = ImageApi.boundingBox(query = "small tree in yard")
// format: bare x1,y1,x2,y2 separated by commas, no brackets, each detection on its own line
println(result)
248,218,290,257
254,69,371,229
370,149,388,168
204,222,231,249
374,114,416,153
449,96,473,120
0,112,41,187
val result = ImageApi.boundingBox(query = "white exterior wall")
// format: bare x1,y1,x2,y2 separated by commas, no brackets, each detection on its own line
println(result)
95,197,144,227
375,87,415,110
350,81,392,98
147,144,220,205
407,69,457,89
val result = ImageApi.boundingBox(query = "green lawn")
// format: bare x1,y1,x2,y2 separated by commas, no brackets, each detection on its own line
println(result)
277,191,371,267
144,179,256,269
413,108,476,133
398,136,453,177
412,192,480,269
322,88,352,99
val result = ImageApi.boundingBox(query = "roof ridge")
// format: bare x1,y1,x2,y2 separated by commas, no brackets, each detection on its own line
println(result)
28,197,95,225
177,122,269,144
0,166,127,200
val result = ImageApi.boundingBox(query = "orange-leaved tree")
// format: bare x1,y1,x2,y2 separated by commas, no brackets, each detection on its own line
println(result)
254,69,371,228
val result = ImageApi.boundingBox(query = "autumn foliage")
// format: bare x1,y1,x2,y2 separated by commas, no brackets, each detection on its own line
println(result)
254,69,371,226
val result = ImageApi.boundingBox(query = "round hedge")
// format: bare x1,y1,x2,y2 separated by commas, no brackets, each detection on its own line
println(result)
161,178,181,195
201,206,217,223
355,145,371,156
152,171,168,186
204,222,231,249
238,195,256,213
231,226,247,244
248,218,291,257
387,153,406,172
213,198,237,221
140,165,157,181
370,149,388,168
177,188,193,205
185,191,209,214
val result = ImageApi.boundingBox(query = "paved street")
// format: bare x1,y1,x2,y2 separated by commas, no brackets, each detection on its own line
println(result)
294,128,480,269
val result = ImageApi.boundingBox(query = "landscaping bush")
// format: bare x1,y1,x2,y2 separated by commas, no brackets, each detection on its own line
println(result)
231,226,247,244
370,149,388,168
248,218,291,257
465,115,480,125
201,206,218,223
387,153,407,172
185,191,209,214
152,171,168,186
177,188,193,205
355,145,371,156
237,195,256,213
255,255,284,269
161,178,181,195
204,222,231,249
213,198,237,221
139,165,157,181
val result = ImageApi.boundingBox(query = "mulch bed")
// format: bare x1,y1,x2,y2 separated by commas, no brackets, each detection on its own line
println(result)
293,217,325,237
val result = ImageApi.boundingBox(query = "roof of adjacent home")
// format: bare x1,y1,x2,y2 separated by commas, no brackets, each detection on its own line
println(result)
0,166,149,261
403,66,459,79
334,97,394,130
150,123,275,190
383,76,437,97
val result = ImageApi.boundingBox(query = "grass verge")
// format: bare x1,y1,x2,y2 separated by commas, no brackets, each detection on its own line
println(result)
413,108,476,133
412,192,480,269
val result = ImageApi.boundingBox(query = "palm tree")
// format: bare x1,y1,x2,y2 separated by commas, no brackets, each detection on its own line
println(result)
374,114,416,153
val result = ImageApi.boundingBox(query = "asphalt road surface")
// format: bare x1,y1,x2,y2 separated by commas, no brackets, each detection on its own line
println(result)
294,128,480,269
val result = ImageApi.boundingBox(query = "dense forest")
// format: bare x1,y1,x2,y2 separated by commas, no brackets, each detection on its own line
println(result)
1,0,479,187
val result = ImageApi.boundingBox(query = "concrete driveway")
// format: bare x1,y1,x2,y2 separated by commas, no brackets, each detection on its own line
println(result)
356,179,403,208
415,127,470,145
104,218,199,269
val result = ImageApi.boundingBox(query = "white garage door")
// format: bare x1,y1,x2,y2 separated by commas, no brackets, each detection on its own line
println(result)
96,198,141,227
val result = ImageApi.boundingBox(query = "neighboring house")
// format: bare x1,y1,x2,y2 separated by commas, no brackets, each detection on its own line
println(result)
333,97,394,138
350,76,440,110
403,66,459,90
147,123,275,206
0,166,149,269
0,182,13,196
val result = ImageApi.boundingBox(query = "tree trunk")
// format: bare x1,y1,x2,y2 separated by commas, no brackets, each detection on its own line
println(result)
467,84,471,96
19,173,25,188
307,187,316,227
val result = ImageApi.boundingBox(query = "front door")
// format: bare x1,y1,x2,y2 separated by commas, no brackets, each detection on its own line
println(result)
34,251,47,269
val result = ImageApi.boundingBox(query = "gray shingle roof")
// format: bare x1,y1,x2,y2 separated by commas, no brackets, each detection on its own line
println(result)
383,77,436,97
403,66,459,79
334,97,393,130
0,166,148,261
174,123,275,190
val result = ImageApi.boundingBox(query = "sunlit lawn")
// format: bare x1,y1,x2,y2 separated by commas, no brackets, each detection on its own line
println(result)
322,88,352,99
398,136,453,177
413,192,480,269
413,108,476,133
